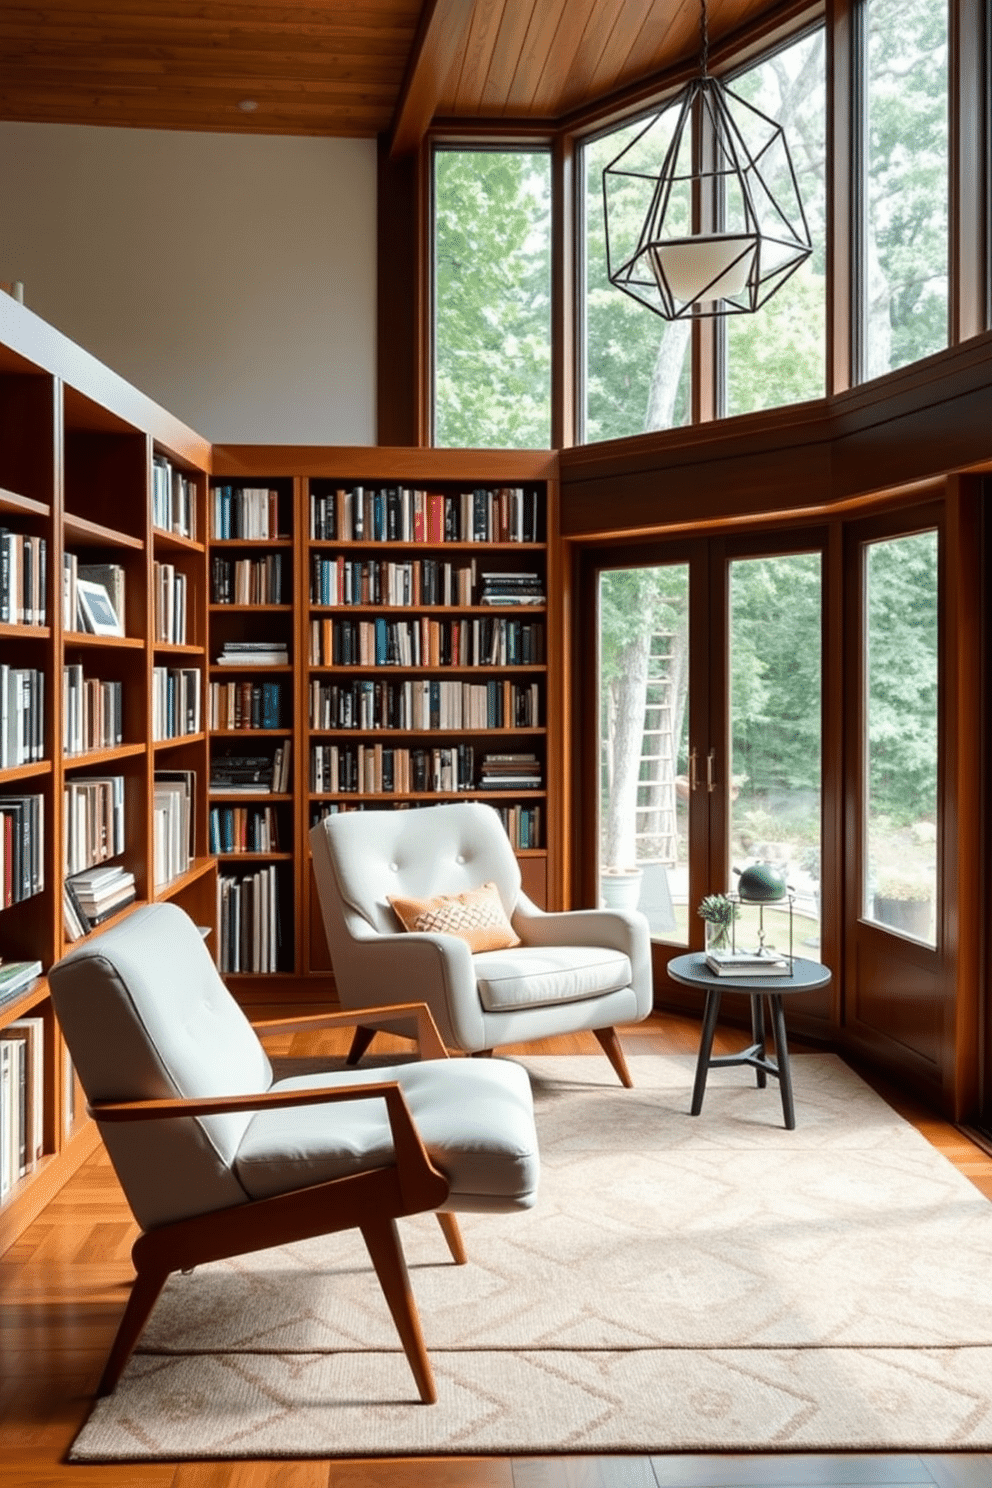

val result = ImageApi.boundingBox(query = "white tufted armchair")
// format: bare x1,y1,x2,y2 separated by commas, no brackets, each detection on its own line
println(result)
310,801,653,1086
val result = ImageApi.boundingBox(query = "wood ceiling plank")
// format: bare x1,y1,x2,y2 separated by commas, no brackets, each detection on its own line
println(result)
390,0,475,155
583,0,674,102
476,0,539,116
503,0,575,116
527,0,606,120
447,0,508,114
2,51,408,86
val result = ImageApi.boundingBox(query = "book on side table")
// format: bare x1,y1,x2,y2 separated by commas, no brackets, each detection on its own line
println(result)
705,949,792,977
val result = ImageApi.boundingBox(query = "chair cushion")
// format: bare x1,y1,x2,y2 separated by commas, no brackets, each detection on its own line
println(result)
389,880,520,952
234,1056,539,1214
473,944,633,1012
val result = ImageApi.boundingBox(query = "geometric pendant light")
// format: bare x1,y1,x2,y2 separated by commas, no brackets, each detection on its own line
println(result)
603,0,812,319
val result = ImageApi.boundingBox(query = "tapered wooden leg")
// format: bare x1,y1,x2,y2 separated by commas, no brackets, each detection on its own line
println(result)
97,1264,171,1396
594,1026,634,1088
346,1025,377,1066
436,1211,467,1264
361,1217,437,1404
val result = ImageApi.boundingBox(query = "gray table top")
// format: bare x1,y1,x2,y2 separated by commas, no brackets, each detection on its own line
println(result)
666,950,832,994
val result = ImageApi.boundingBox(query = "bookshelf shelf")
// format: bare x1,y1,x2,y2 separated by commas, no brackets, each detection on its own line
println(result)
0,622,51,641
211,537,294,549
153,528,206,555
209,604,293,613
63,514,145,551
153,641,204,656
63,631,145,651
155,855,217,900
208,790,294,802
209,663,293,674
217,850,294,862
0,486,50,518
63,742,146,769
0,761,51,784
154,731,206,751
0,973,49,1028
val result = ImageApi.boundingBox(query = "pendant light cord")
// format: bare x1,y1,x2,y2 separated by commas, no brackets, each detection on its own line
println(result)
699,0,709,77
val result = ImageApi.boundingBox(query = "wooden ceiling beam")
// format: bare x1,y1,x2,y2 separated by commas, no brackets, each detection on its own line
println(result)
389,0,475,157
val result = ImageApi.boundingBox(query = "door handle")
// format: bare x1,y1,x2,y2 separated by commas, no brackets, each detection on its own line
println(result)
707,750,717,792
689,748,699,792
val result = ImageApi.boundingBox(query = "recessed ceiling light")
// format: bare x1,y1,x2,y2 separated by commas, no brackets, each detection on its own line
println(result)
238,99,259,112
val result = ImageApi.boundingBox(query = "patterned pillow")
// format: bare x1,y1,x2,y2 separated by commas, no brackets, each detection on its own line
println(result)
388,881,520,952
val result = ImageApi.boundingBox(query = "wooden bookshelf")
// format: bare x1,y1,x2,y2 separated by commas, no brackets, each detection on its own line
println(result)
207,450,562,1003
0,296,215,1254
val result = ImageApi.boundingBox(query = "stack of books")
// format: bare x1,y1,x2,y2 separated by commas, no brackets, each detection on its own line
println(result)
65,864,136,933
0,959,43,1010
210,742,291,795
479,752,542,790
479,571,545,606
705,948,792,977
215,641,289,667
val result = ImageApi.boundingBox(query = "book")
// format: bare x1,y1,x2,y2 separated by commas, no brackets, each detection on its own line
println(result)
705,950,792,977
0,960,43,1008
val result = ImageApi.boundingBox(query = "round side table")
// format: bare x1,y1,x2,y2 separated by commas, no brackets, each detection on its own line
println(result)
667,952,832,1130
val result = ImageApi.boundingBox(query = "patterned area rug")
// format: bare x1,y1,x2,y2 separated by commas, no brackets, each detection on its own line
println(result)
71,1054,992,1459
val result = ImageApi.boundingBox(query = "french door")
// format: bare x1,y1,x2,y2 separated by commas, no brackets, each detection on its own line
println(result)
585,530,830,992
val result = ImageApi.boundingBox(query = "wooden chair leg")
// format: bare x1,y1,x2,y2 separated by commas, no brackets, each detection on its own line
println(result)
97,1264,171,1396
594,1026,634,1088
346,1025,377,1066
436,1211,467,1264
361,1217,437,1404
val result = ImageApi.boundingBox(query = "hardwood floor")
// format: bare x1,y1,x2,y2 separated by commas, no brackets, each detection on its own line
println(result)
3,1010,992,1488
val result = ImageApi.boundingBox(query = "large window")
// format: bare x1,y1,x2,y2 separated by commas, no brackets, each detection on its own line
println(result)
582,119,693,443
724,29,827,416
862,529,939,945
433,148,552,449
860,0,949,378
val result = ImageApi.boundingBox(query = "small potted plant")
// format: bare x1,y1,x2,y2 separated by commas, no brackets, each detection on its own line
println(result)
697,893,738,953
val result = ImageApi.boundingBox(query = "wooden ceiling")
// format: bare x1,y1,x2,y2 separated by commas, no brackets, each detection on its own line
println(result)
0,0,791,149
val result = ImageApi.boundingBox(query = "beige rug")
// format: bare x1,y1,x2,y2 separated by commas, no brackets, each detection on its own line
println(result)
71,1054,992,1459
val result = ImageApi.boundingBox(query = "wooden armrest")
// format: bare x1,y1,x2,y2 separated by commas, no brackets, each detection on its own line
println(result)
90,1080,446,1214
253,1000,448,1061
90,1080,401,1123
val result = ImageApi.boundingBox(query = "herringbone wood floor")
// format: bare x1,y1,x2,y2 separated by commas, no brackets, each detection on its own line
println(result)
3,1010,992,1488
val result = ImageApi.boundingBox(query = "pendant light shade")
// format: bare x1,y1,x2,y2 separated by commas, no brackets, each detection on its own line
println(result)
603,31,813,321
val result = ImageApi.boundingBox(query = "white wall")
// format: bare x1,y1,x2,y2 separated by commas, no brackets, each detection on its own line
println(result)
0,122,377,444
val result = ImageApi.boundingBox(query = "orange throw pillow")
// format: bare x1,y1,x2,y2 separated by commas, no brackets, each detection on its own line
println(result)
388,881,520,953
